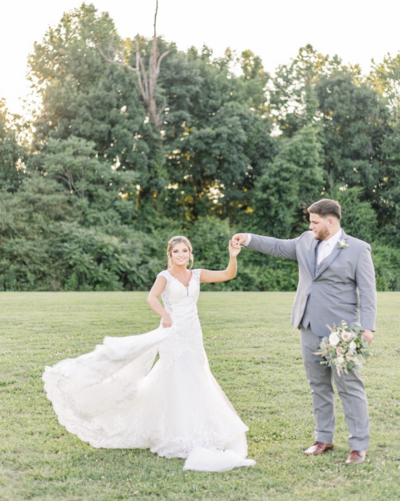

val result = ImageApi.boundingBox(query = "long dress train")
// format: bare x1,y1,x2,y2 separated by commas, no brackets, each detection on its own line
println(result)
42,269,255,472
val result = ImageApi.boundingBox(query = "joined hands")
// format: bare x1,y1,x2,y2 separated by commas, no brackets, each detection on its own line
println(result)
229,240,241,257
231,233,248,250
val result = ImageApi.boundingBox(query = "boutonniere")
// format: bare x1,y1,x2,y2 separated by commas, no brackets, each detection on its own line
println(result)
338,239,349,250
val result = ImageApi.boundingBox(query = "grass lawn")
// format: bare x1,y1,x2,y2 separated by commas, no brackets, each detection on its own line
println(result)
1,291,399,501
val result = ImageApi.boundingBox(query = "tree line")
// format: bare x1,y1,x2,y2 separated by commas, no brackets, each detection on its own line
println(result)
1,3,400,291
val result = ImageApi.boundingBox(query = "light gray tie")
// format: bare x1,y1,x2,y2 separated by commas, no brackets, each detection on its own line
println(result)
317,241,328,265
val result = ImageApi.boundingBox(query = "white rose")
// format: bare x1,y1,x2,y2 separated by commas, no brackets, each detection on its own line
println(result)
329,332,340,346
349,341,356,351
337,356,345,365
341,332,353,342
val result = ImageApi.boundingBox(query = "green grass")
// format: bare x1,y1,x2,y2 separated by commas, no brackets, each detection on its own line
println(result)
1,291,400,501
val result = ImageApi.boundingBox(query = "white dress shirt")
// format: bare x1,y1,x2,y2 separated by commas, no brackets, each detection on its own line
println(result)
317,229,343,265
243,229,343,265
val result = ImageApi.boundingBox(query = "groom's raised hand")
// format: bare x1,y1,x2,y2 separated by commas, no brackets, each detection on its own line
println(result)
232,233,248,249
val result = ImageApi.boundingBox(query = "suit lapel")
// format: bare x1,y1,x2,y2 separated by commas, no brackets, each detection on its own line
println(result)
315,231,348,280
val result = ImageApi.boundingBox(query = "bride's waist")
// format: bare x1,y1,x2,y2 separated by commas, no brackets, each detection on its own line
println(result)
159,334,205,357
159,313,202,337
170,317,201,331
167,307,198,318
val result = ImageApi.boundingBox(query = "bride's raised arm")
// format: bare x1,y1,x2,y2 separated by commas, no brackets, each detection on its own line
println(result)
200,241,240,284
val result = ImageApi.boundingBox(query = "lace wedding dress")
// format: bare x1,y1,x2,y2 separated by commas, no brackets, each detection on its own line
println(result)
43,269,255,472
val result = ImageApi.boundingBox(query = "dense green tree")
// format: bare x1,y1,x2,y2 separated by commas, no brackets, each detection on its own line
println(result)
251,125,323,237
43,136,138,225
240,49,270,115
315,72,391,198
0,175,74,290
369,52,400,114
28,6,276,217
269,45,343,137
165,102,272,221
59,222,165,291
160,46,276,221
28,4,153,192
376,120,400,242
0,100,26,192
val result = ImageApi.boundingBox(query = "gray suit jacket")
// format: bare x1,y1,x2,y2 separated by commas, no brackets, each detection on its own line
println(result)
247,231,376,336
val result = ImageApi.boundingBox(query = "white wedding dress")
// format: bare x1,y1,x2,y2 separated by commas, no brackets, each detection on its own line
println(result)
43,269,255,472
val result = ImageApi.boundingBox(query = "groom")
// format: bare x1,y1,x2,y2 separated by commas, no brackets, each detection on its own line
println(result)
233,199,376,464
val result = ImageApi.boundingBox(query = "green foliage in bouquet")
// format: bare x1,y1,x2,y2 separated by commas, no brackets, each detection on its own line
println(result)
315,320,371,376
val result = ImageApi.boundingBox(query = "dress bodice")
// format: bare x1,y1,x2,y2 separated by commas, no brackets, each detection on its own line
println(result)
157,269,204,365
158,269,201,316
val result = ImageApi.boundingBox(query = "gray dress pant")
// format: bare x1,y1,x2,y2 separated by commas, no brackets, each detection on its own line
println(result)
300,326,370,450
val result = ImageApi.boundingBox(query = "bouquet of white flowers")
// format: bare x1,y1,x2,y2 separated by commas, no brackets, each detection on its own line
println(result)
314,321,371,376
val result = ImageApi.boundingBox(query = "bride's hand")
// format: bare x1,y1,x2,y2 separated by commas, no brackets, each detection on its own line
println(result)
162,313,173,328
229,240,241,257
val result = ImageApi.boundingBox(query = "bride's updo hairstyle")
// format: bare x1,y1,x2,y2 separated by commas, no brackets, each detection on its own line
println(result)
167,236,194,269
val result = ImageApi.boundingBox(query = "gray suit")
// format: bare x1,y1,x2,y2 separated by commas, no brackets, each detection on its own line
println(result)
247,230,376,450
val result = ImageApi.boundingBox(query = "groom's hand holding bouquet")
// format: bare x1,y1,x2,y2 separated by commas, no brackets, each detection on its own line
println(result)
315,321,372,376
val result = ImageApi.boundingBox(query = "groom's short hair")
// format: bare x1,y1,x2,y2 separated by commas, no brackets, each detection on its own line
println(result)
307,199,342,220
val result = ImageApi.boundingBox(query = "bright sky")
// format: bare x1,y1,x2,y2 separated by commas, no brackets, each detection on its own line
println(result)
2,0,400,116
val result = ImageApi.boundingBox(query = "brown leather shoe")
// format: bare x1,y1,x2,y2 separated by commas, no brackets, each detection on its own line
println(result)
304,442,334,455
346,450,367,464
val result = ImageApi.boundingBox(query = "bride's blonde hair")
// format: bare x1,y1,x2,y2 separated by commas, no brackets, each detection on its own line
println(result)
167,236,194,269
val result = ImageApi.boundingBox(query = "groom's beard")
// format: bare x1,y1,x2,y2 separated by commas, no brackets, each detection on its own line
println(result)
314,227,330,240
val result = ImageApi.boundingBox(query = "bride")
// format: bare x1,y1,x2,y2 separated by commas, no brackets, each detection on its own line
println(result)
43,236,255,472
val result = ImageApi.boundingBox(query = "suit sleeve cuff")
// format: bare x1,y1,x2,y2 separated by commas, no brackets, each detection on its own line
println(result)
243,234,252,246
